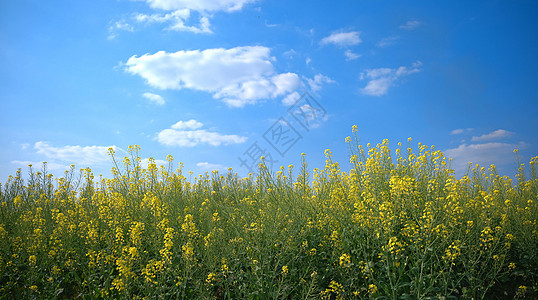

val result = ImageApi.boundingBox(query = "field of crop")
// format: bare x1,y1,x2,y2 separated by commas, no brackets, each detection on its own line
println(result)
1,128,537,299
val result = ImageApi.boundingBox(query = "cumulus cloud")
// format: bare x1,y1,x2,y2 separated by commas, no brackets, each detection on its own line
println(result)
142,92,165,105
197,162,227,171
399,20,422,30
471,129,514,142
320,30,361,47
282,91,300,106
344,50,361,61
125,46,302,107
444,142,526,176
360,61,422,96
171,119,204,130
134,10,212,34
143,0,256,12
306,74,335,92
131,0,256,34
156,119,247,147
32,142,119,166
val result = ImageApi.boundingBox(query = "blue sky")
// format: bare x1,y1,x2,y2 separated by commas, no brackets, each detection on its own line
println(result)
1,0,537,181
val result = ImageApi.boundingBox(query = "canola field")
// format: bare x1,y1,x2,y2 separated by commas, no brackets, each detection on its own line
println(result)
1,128,537,299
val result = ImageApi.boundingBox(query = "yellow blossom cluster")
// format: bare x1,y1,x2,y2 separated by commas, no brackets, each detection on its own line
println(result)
0,133,536,299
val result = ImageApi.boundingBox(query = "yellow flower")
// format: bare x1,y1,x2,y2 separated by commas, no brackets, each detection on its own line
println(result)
339,253,351,268
281,265,289,276
182,242,194,261
206,272,216,284
517,285,527,297
29,285,38,292
111,277,125,291
368,284,378,294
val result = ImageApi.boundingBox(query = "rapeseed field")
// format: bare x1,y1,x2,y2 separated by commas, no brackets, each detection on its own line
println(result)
1,127,537,299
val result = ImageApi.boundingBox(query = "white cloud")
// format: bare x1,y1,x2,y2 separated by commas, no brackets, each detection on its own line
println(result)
107,19,134,40
125,46,302,107
134,10,212,34
143,0,256,12
142,92,165,105
444,142,526,176
171,119,203,130
282,91,300,106
21,143,30,150
11,160,69,171
320,30,361,47
290,104,328,129
376,36,400,48
133,0,256,34
399,20,422,30
344,50,361,61
450,128,473,135
156,120,247,147
33,142,119,166
265,20,278,28
283,49,297,58
360,61,422,96
306,74,335,92
197,162,227,171
471,129,514,142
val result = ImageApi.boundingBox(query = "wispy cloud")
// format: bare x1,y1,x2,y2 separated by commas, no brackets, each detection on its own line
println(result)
320,30,361,47
283,49,297,58
197,162,227,172
156,120,247,147
471,129,514,142
360,61,422,96
344,50,361,61
142,92,165,105
265,20,278,28
376,36,400,48
23,141,121,167
399,20,422,30
444,141,526,175
125,46,301,107
450,128,473,135
289,104,328,129
107,19,134,40
11,160,69,171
